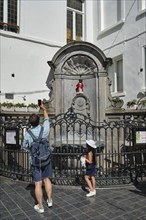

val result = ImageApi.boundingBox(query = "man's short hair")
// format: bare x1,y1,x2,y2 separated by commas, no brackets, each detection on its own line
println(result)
29,114,40,127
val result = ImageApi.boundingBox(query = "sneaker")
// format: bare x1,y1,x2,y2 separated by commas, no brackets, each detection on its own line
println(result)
34,204,44,213
47,199,53,208
86,190,96,197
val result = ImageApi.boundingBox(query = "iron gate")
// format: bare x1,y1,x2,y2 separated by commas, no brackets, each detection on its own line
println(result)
0,108,146,186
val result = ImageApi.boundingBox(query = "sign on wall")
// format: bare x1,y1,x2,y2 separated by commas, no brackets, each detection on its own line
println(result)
5,128,20,149
133,127,146,146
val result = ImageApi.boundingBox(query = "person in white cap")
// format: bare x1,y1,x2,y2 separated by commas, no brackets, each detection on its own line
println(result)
81,139,97,197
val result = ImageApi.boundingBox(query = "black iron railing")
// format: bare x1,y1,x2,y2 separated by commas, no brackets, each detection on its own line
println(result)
0,108,146,186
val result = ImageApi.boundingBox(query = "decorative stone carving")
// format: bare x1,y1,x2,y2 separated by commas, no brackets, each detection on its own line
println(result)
43,98,55,114
62,54,98,77
107,77,124,109
46,41,112,120
48,79,55,104
137,97,146,110
71,93,90,116
110,97,124,108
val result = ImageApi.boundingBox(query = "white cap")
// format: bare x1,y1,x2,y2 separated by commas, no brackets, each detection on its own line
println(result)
86,140,97,149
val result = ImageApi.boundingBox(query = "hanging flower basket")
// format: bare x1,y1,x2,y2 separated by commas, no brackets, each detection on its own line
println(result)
126,99,138,109
27,103,39,112
0,102,14,112
14,103,27,112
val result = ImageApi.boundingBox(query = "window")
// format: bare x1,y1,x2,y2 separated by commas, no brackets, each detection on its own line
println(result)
67,0,84,43
0,0,19,33
142,46,146,90
144,47,146,87
138,0,146,11
100,0,123,31
108,56,123,94
116,59,123,93
0,0,3,23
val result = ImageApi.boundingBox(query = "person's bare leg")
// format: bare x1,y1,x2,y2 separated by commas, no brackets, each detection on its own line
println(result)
85,175,94,192
35,181,43,207
44,178,52,200
91,176,96,190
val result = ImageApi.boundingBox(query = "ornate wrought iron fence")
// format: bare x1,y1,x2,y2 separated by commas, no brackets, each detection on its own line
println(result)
0,108,146,186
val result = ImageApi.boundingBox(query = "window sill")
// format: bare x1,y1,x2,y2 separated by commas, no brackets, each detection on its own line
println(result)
98,20,125,38
141,87,146,92
136,9,146,20
111,91,126,98
0,21,19,33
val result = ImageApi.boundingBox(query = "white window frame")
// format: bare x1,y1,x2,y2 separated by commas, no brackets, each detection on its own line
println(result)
99,0,125,32
67,2,85,42
141,46,146,92
111,56,125,97
3,0,8,23
138,0,146,11
1,0,19,31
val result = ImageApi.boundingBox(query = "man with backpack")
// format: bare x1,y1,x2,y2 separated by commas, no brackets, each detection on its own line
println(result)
23,102,52,213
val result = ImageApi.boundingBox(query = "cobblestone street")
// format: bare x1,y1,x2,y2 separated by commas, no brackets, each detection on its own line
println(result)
0,177,146,220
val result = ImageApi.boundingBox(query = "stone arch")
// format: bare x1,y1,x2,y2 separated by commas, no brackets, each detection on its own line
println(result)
46,41,112,121
49,41,111,69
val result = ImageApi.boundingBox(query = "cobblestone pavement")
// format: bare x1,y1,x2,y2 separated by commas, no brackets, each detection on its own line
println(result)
0,177,146,220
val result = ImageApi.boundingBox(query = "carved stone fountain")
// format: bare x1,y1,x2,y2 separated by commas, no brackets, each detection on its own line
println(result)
45,41,124,122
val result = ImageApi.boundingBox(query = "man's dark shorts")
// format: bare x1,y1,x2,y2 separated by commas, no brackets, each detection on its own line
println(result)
31,162,52,182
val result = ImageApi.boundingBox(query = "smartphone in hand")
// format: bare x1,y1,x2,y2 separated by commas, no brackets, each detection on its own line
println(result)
38,99,42,106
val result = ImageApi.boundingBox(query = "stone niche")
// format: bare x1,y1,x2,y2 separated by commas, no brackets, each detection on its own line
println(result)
46,41,116,122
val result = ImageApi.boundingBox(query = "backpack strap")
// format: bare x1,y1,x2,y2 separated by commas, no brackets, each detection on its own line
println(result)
27,130,37,141
27,126,44,141
38,126,44,139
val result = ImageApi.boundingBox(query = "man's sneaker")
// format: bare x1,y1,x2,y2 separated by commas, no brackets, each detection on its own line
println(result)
47,199,53,207
86,190,96,197
34,204,44,213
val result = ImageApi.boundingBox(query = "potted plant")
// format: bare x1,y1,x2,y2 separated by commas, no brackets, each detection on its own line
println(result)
14,103,27,112
27,103,39,112
126,99,138,109
138,99,146,109
0,102,14,111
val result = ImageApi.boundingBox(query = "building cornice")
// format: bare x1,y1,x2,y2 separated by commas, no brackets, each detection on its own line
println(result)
0,30,63,48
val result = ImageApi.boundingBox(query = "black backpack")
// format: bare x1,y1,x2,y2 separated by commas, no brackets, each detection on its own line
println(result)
28,127,51,168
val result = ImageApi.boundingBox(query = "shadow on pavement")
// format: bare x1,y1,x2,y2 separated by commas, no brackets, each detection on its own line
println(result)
130,181,146,197
25,184,37,204
25,183,50,204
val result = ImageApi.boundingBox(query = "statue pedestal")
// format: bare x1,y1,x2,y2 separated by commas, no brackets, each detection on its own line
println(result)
105,107,125,114
48,106,55,116
43,99,55,116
